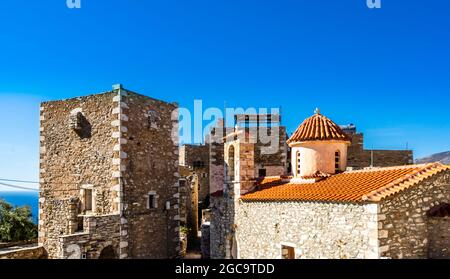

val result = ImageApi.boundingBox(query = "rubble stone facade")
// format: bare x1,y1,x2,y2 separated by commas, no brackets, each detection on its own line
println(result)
39,85,180,259
236,202,379,259
222,169,450,259
378,171,450,259
0,246,47,259
178,170,199,248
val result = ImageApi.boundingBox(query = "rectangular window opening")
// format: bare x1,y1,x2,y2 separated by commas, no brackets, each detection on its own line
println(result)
258,169,267,177
148,194,157,209
84,189,93,212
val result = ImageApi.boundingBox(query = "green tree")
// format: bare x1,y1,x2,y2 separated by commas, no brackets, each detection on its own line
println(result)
0,199,37,242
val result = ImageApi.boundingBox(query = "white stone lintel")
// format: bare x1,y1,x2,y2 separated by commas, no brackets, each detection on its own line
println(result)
112,132,121,138
120,102,129,109
113,95,121,102
120,114,129,121
112,107,121,114
111,120,120,127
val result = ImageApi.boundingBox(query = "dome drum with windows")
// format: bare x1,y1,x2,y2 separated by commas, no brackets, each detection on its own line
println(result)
287,109,351,178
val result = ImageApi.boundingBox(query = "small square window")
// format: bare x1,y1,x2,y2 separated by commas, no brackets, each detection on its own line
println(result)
259,169,267,177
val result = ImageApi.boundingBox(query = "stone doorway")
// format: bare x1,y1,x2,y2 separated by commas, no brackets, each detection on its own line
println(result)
98,245,117,259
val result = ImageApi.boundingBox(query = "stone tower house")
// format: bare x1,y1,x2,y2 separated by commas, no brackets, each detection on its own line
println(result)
38,85,180,259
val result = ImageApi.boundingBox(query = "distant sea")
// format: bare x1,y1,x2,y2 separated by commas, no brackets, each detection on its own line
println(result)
0,191,39,224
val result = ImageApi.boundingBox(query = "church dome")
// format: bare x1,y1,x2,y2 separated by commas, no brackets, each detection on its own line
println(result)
287,109,350,144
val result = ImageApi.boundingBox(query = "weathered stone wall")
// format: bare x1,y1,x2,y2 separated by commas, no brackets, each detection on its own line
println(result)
180,144,210,167
235,201,379,259
41,198,81,257
197,167,210,205
347,133,413,169
427,217,450,259
210,195,232,259
58,214,121,259
120,91,180,259
178,173,199,248
201,222,210,258
179,144,210,205
378,170,450,259
39,92,117,258
253,126,288,175
0,246,47,259
178,176,189,225
208,123,225,195
40,87,180,259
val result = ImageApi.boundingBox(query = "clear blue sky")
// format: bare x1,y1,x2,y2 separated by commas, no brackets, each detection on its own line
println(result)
1,0,450,190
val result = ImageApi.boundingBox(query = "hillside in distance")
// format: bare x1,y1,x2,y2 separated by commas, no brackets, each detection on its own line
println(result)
416,151,450,165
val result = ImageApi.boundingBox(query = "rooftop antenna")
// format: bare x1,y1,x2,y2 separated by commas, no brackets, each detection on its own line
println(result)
406,142,409,150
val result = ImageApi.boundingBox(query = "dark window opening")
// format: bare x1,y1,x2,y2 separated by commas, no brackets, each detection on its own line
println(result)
227,145,236,181
193,161,205,168
148,194,157,209
258,169,267,177
84,189,93,211
335,151,340,172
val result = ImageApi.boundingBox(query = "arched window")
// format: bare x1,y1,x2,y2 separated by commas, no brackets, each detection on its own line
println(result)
296,151,301,176
335,150,340,173
227,145,235,181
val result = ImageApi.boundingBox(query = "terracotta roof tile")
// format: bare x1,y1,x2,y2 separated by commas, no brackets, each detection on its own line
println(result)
242,163,449,203
287,111,350,143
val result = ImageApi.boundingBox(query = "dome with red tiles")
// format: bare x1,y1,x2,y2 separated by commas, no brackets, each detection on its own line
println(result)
287,109,350,144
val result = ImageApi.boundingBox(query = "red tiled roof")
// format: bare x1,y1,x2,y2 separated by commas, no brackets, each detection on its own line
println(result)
287,110,350,144
242,163,449,203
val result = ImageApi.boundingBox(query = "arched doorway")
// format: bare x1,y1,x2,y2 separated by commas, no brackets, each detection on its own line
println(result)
99,245,117,259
